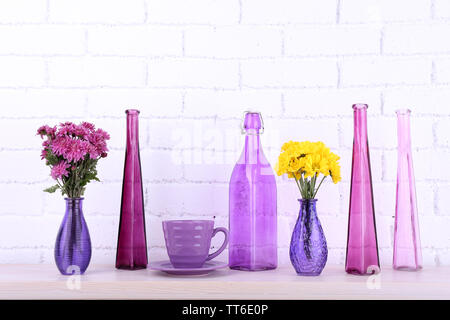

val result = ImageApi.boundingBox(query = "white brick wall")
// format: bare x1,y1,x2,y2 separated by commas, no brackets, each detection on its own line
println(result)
0,0,449,268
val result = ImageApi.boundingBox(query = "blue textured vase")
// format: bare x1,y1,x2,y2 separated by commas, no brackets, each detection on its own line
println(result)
290,199,328,276
55,198,92,275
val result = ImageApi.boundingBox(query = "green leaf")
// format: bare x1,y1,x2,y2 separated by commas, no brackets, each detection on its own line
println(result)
44,185,60,193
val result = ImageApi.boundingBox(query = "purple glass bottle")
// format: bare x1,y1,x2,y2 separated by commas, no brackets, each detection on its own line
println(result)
55,198,91,275
393,109,423,271
116,109,148,270
229,111,277,271
345,104,380,275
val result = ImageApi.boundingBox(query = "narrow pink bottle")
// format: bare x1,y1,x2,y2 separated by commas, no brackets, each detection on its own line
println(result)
345,104,380,275
116,109,148,270
393,109,423,271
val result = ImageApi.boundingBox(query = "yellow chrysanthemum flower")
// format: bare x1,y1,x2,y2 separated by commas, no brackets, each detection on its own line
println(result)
275,140,341,199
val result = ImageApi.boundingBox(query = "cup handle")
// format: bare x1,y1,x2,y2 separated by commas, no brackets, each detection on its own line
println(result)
206,227,229,261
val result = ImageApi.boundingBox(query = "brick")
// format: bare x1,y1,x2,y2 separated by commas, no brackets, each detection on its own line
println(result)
342,57,431,87
340,115,399,149
0,0,47,23
0,89,86,118
435,0,450,19
184,151,234,182
376,215,395,248
87,89,183,117
148,59,239,89
49,0,145,23
437,119,450,147
0,184,43,216
150,119,245,154
421,216,450,248
286,26,380,56
95,150,125,182
434,58,450,84
0,249,43,264
185,26,282,58
242,59,337,88
436,185,450,216
0,58,46,87
48,57,146,88
86,216,118,247
341,0,430,23
384,24,450,54
384,88,450,115
338,148,383,183
384,149,430,182
320,215,350,248
0,151,47,183
147,0,239,24
87,118,147,150
265,119,340,150
431,150,450,181
88,26,182,56
241,0,337,24
284,88,381,117
0,119,50,149
0,26,85,55
183,91,283,118
373,182,396,217
83,183,122,216
141,150,184,181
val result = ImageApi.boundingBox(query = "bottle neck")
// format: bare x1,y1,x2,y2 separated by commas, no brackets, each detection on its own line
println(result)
299,199,317,218
243,132,262,164
397,112,412,151
126,113,140,148
353,107,368,146
65,198,84,213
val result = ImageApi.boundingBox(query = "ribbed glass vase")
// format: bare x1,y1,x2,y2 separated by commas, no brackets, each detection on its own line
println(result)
55,198,91,275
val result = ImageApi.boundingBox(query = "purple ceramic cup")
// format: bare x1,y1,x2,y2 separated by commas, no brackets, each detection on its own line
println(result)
163,220,229,268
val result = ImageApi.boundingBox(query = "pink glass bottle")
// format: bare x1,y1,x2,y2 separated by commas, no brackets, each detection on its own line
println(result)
116,109,148,270
345,104,380,275
393,109,423,271
229,111,278,271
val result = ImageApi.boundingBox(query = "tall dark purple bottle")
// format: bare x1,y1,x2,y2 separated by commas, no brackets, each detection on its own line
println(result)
116,109,148,270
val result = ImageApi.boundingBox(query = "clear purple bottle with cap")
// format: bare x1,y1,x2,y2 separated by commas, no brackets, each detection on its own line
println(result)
229,111,278,271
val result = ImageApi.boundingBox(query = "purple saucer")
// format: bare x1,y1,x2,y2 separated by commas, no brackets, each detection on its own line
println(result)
149,260,228,276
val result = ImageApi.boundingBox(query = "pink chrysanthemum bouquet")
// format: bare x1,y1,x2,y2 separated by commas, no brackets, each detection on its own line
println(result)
37,122,110,198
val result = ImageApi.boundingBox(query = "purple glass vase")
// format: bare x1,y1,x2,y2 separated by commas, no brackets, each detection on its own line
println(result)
345,104,380,275
393,109,423,271
290,199,328,276
116,109,148,270
229,111,277,271
55,198,92,275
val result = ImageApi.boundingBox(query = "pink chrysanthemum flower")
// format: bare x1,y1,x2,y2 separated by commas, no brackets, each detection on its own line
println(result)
38,121,110,198
51,162,70,180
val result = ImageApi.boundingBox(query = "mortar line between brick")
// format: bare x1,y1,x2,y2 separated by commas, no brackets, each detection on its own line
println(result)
238,0,243,24
336,0,342,24
45,0,50,23
431,0,436,19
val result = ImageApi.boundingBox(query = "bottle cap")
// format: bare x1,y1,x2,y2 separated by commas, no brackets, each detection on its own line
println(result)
241,111,264,135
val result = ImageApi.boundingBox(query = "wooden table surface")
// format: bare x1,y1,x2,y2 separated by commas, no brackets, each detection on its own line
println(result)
0,264,448,300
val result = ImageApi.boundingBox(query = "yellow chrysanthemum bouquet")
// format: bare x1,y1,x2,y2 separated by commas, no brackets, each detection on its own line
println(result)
276,141,341,199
